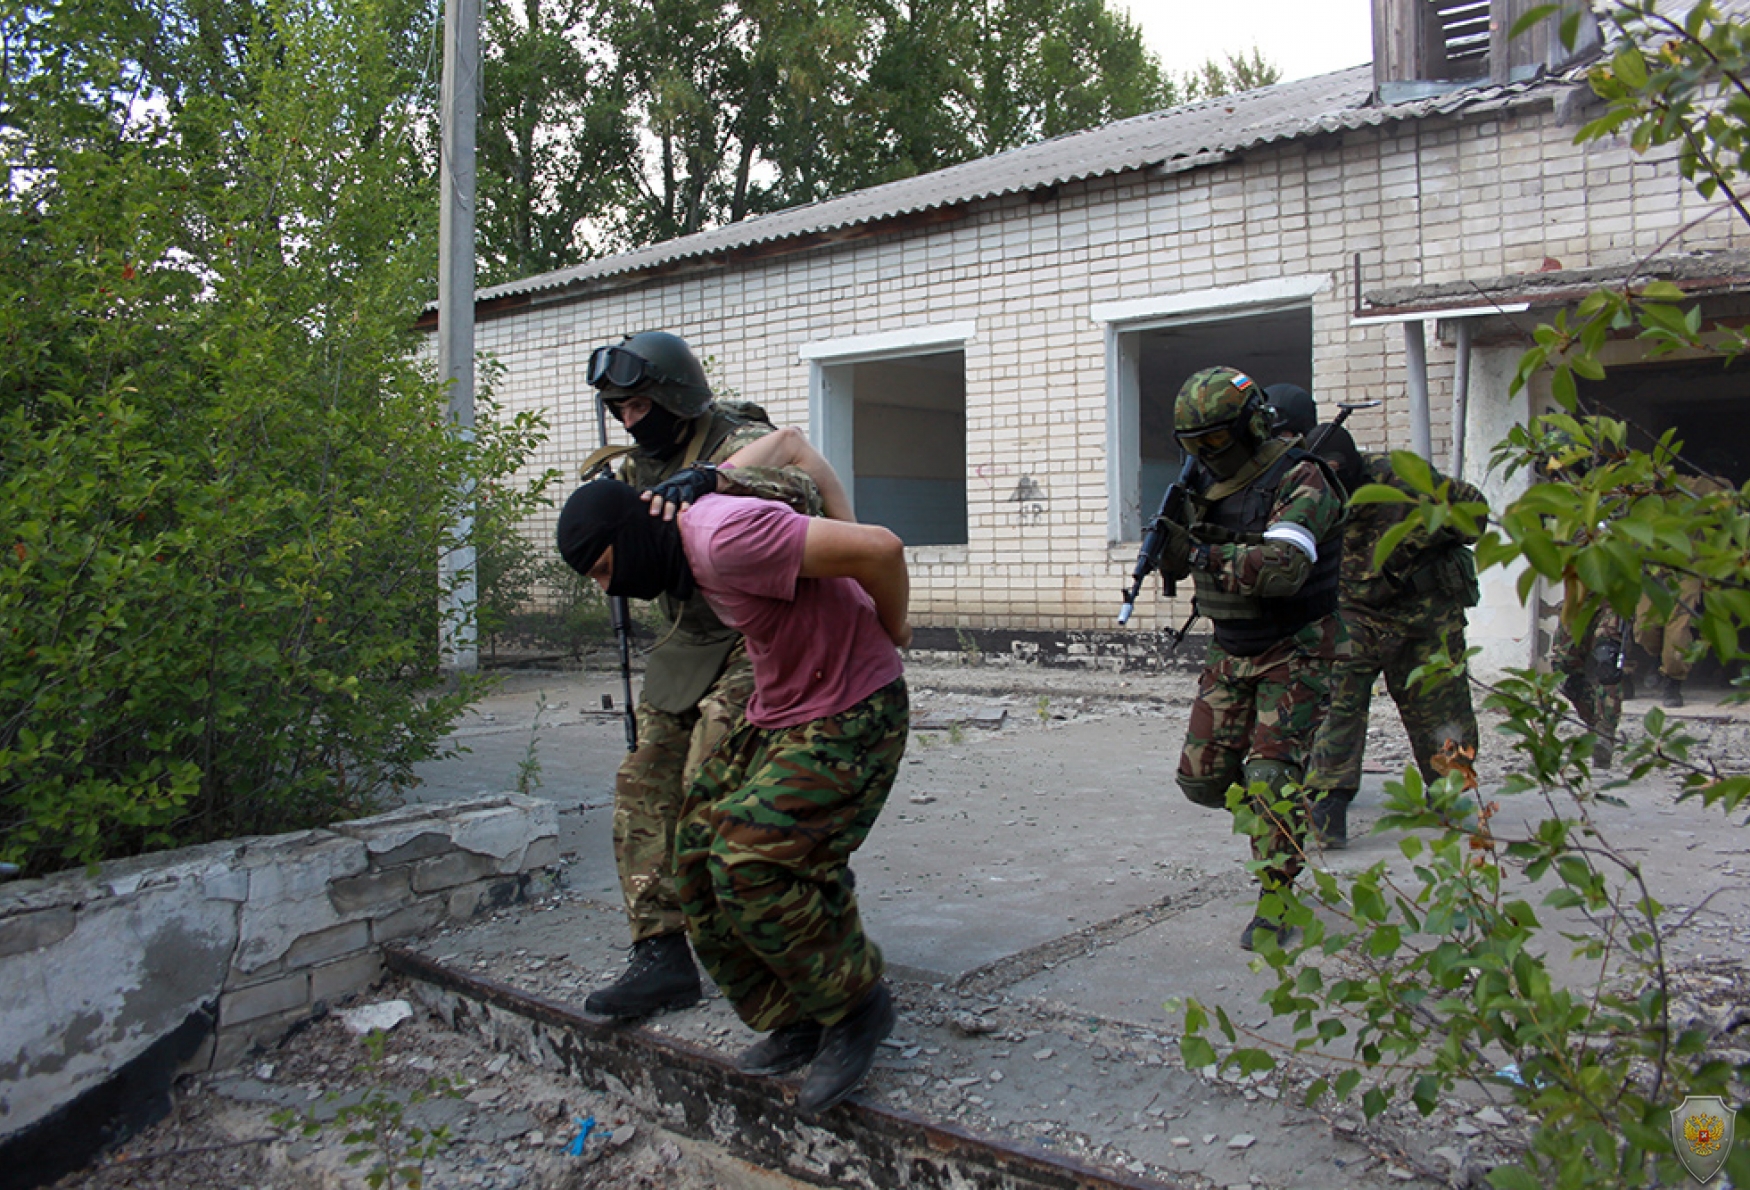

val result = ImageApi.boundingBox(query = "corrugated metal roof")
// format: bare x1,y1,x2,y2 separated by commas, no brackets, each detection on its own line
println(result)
1364,249,1750,316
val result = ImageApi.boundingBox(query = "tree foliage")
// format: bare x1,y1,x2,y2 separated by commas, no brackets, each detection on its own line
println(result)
1179,3,1750,1185
0,0,550,876
474,0,1277,265
1182,48,1283,102
592,0,871,242
477,0,638,286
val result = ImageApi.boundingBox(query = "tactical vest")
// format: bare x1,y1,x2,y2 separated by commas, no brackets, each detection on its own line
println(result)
1191,448,1342,657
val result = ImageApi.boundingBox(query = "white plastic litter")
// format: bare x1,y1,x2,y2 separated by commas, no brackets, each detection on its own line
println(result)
337,999,415,1036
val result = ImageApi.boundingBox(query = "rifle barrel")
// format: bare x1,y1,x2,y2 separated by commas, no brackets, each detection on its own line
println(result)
612,594,637,752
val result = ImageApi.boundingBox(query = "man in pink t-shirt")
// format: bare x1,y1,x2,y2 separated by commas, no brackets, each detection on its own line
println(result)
557,476,910,1116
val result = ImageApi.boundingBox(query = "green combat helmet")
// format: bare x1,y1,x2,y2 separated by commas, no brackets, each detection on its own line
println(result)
1174,366,1269,480
588,330,715,459
588,330,714,417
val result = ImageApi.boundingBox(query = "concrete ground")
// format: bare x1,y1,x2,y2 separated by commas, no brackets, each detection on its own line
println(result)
406,655,1750,1189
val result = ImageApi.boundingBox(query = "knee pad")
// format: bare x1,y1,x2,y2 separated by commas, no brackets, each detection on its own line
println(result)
1177,772,1235,810
1242,758,1303,798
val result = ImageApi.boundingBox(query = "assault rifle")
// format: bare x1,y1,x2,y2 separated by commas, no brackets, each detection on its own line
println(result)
1305,399,1382,455
608,593,638,751
591,403,639,753
1118,452,1200,629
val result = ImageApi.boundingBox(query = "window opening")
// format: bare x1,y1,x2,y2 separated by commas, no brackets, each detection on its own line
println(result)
816,349,968,547
1112,306,1313,541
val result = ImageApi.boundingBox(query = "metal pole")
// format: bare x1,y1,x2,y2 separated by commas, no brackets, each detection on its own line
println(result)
1450,318,1472,477
1403,319,1432,460
438,0,479,672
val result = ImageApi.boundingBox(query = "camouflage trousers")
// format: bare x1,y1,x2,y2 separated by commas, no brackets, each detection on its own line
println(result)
1551,609,1624,745
614,649,756,943
1176,616,1343,888
674,678,908,1033
1308,606,1477,794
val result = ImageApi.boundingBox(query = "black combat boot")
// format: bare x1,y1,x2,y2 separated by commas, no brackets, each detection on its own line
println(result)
1246,892,1302,959
1239,907,1296,953
798,981,896,1115
1663,679,1685,709
1309,790,1353,849
584,932,701,1020
735,1021,824,1076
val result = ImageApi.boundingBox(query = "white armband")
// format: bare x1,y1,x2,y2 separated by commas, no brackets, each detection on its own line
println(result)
1263,522,1317,563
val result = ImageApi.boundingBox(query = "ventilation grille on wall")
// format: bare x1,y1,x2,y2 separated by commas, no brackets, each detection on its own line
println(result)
1433,0,1491,77
1375,0,1602,101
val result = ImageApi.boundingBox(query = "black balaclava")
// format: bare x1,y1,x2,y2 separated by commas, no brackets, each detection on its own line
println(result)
555,480,694,601
1313,422,1366,495
603,387,692,461
629,403,690,459
1265,384,1316,437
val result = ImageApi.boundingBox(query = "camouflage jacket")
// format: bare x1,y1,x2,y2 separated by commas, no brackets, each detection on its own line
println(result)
614,400,822,712
1341,452,1486,619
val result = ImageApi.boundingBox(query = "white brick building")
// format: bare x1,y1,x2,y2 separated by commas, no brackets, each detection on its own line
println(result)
438,5,1750,676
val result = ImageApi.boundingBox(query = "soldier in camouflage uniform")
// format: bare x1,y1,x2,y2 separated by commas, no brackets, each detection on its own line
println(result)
1630,469,1731,708
1306,425,1486,846
1534,431,1626,768
555,466,910,1117
1156,367,1348,951
1551,608,1626,768
578,331,823,1020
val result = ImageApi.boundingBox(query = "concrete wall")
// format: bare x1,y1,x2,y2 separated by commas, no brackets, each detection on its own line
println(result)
0,793,559,1154
475,84,1750,669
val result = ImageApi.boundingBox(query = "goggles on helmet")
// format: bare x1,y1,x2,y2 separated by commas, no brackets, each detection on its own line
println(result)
587,344,666,391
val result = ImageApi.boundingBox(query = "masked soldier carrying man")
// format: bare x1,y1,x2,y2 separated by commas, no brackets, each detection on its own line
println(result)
555,461,910,1115
1306,425,1487,847
1159,367,1348,951
580,331,823,1019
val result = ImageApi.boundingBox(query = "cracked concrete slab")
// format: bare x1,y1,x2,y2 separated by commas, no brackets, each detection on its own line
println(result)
392,659,1750,1189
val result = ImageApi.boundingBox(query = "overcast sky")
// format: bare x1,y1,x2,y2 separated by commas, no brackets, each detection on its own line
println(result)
1115,0,1375,84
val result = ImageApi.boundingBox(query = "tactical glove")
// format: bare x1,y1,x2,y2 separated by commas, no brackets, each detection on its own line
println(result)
648,464,719,509
1158,516,1196,580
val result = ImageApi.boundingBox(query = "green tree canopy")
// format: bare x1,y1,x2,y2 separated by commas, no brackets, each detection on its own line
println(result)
477,0,639,285
474,0,1279,267
1182,48,1282,102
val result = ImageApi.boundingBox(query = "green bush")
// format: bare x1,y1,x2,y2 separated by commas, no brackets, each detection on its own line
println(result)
0,0,547,875
524,559,616,660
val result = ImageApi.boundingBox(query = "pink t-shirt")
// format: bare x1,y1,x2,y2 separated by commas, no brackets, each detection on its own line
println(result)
679,494,903,729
